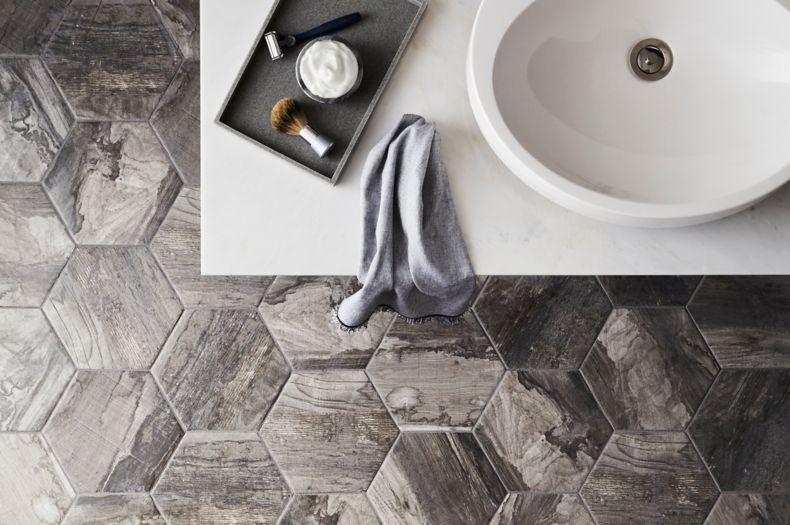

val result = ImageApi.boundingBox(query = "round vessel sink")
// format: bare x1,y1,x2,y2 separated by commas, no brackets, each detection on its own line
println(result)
467,0,790,226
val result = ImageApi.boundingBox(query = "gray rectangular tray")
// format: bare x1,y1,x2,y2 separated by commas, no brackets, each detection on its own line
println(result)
217,0,427,184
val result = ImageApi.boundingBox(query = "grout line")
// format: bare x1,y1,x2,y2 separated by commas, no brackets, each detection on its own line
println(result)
594,276,616,307
686,275,707,308
685,426,724,494
365,431,402,524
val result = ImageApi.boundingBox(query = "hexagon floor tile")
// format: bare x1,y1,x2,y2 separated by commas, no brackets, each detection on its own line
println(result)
688,276,790,368
43,370,183,493
475,370,611,492
260,277,394,370
597,276,702,306
153,433,290,525
368,432,505,525
151,188,273,307
689,369,790,492
153,309,290,431
44,122,182,245
0,57,73,182
43,246,182,369
0,308,75,431
63,494,165,525
280,494,381,525
581,308,718,430
0,184,74,307
151,61,200,187
367,313,504,430
0,433,74,525
490,493,595,525
152,0,199,60
474,276,611,369
42,0,180,119
261,369,398,493
0,0,68,54
581,432,719,524
705,494,790,525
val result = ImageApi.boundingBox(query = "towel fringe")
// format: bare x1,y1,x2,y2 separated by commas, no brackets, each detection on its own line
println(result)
333,304,469,333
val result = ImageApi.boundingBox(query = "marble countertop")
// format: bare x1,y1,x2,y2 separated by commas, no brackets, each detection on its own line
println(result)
202,0,790,275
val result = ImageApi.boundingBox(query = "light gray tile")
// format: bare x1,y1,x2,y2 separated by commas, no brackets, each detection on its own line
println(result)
0,0,69,54
153,433,290,525
0,184,74,307
150,188,272,307
0,57,73,183
280,494,380,525
43,246,182,369
260,370,398,492
44,122,182,245
705,494,790,525
63,494,165,525
491,493,594,525
43,370,183,493
367,313,504,429
0,308,75,431
152,0,199,60
0,433,74,525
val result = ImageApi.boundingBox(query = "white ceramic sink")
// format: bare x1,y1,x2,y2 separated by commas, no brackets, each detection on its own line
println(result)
467,0,790,226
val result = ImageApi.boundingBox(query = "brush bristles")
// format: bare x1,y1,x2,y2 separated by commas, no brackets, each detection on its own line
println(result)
271,97,308,135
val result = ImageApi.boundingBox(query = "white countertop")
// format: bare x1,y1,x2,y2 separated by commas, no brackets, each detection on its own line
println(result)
202,0,790,275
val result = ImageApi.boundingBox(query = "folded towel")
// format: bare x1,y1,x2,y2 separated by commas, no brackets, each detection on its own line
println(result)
336,114,476,330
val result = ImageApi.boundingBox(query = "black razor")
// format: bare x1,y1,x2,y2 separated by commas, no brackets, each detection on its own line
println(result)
264,12,362,61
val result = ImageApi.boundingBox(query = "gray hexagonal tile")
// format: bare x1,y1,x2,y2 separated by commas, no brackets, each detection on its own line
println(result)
42,0,180,119
44,122,182,245
688,276,790,368
150,188,273,307
260,277,394,370
43,246,182,369
581,308,718,430
43,370,183,493
151,61,199,187
0,0,68,54
63,494,165,525
705,494,790,525
0,308,75,431
0,433,74,525
581,432,719,524
475,370,611,492
0,57,73,182
260,369,398,492
152,0,199,60
367,313,504,430
474,276,611,369
368,432,505,525
153,309,289,431
0,184,74,307
689,369,790,492
153,433,290,524
491,493,594,525
598,276,702,306
280,494,380,525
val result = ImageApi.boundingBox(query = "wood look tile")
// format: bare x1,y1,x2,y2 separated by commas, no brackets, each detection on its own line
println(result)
63,494,165,525
475,370,611,492
474,276,611,369
367,313,503,429
706,494,790,525
43,370,183,493
581,308,718,430
151,188,272,307
581,432,718,524
0,0,68,54
598,276,701,306
280,494,381,525
368,432,505,525
43,246,182,369
0,57,73,182
153,309,289,431
260,277,394,370
260,370,398,493
688,276,790,367
152,0,199,60
0,308,75,431
153,433,290,525
689,369,790,492
42,0,180,119
490,493,595,525
0,184,74,307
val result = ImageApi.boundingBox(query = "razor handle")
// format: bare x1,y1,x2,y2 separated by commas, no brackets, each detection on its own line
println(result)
286,12,362,47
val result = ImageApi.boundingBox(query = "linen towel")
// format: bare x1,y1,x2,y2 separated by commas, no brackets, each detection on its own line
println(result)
336,114,476,330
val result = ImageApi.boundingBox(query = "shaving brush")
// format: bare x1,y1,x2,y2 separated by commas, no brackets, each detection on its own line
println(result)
270,97,334,157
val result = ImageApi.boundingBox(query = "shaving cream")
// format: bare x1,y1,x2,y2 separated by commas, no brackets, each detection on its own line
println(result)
298,39,360,100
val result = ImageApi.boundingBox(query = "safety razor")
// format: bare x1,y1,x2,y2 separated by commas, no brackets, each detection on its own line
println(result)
264,12,362,61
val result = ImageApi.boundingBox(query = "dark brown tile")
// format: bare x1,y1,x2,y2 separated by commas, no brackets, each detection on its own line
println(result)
705,494,790,525
490,493,594,525
598,276,701,306
0,0,68,54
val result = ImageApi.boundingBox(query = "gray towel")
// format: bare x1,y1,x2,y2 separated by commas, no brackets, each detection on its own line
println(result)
336,114,476,329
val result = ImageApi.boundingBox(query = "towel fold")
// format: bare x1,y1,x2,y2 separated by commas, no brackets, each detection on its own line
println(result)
336,114,476,329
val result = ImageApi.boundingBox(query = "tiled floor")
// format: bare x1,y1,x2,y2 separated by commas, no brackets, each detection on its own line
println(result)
1,2,790,524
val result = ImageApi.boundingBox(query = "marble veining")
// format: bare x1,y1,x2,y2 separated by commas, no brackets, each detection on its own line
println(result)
598,276,701,306
367,313,504,429
43,246,182,369
475,370,612,492
260,369,398,492
152,0,199,60
490,493,595,525
280,494,381,525
151,188,273,307
63,494,165,525
153,308,290,431
705,494,790,525
0,184,74,307
44,122,182,245
0,0,69,54
0,308,75,431
0,57,73,182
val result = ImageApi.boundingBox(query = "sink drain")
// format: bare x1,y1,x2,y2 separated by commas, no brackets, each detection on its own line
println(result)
630,39,673,80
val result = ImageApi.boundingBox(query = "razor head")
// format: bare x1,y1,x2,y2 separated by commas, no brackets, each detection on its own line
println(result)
264,31,283,60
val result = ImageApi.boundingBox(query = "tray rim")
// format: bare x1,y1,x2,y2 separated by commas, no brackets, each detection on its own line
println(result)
215,0,428,185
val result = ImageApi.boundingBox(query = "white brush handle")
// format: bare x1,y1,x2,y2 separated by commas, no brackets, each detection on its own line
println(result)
299,125,334,158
